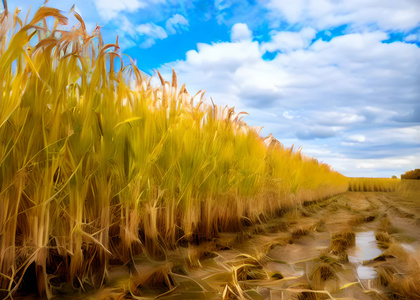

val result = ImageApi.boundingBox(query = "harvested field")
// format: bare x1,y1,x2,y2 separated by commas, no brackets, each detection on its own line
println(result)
12,185,419,300
1,3,419,300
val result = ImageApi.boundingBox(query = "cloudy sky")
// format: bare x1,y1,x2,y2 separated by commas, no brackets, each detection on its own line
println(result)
4,0,420,178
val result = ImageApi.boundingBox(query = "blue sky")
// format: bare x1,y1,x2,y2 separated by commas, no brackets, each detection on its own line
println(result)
3,0,420,177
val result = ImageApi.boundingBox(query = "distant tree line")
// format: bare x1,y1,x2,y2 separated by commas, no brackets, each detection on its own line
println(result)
401,169,420,180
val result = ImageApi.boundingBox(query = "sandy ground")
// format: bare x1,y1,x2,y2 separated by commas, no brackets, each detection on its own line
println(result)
16,189,420,300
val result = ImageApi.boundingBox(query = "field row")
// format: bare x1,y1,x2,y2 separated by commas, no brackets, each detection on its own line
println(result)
0,6,412,298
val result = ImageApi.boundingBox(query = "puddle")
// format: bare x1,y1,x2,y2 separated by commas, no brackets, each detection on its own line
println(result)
349,231,382,280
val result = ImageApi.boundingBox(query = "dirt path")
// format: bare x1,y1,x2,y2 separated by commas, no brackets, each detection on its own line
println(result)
42,190,420,300
175,192,420,300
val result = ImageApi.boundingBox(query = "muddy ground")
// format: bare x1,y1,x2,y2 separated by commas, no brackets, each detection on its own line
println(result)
17,189,420,300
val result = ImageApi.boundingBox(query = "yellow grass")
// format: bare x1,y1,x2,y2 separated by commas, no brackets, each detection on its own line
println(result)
0,3,348,297
398,179,420,201
348,177,400,192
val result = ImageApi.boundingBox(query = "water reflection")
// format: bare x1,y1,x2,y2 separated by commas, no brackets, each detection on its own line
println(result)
349,231,382,280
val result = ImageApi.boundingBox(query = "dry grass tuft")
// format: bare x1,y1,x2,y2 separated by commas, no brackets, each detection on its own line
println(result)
291,227,311,239
267,220,289,233
228,254,269,282
399,271,420,299
222,284,241,300
382,243,409,261
294,283,320,300
129,263,175,297
186,243,219,268
374,244,420,299
329,231,355,254
234,231,253,245
310,262,336,290
375,231,391,249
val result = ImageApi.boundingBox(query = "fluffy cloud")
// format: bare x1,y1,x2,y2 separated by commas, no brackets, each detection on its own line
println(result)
231,23,253,42
137,23,167,38
93,0,147,20
136,23,168,48
183,40,261,72
106,13,189,50
166,14,189,35
404,33,420,43
118,15,137,37
264,0,420,31
365,126,420,146
158,23,420,176
317,153,420,177
347,135,366,143
314,111,366,126
92,0,172,20
300,137,420,177
261,27,316,52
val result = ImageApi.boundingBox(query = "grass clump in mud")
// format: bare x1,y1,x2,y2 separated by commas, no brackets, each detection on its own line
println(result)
376,263,420,300
206,254,270,300
94,263,176,299
291,227,311,240
227,254,269,281
309,262,337,291
293,283,320,300
186,243,219,268
329,231,355,254
399,271,420,300
130,265,175,297
369,235,420,300
375,231,391,249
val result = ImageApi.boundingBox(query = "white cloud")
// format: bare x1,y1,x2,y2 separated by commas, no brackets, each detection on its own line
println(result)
118,15,136,37
112,13,189,50
183,40,261,71
266,0,306,24
160,30,420,114
367,126,420,145
404,34,419,42
166,14,189,35
348,135,366,143
314,111,366,126
283,111,293,119
137,23,167,39
231,23,253,42
355,156,418,170
93,0,147,20
262,27,316,52
265,0,420,31
136,23,168,48
215,0,231,11
302,147,420,177
157,29,420,176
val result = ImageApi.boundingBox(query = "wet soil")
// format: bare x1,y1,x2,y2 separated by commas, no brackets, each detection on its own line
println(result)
16,190,420,300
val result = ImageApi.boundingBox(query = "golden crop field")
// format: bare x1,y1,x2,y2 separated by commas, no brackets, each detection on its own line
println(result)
348,177,400,192
0,4,348,298
1,3,419,300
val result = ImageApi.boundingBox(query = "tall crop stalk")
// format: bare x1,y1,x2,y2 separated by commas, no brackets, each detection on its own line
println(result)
0,3,348,297
348,177,400,192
